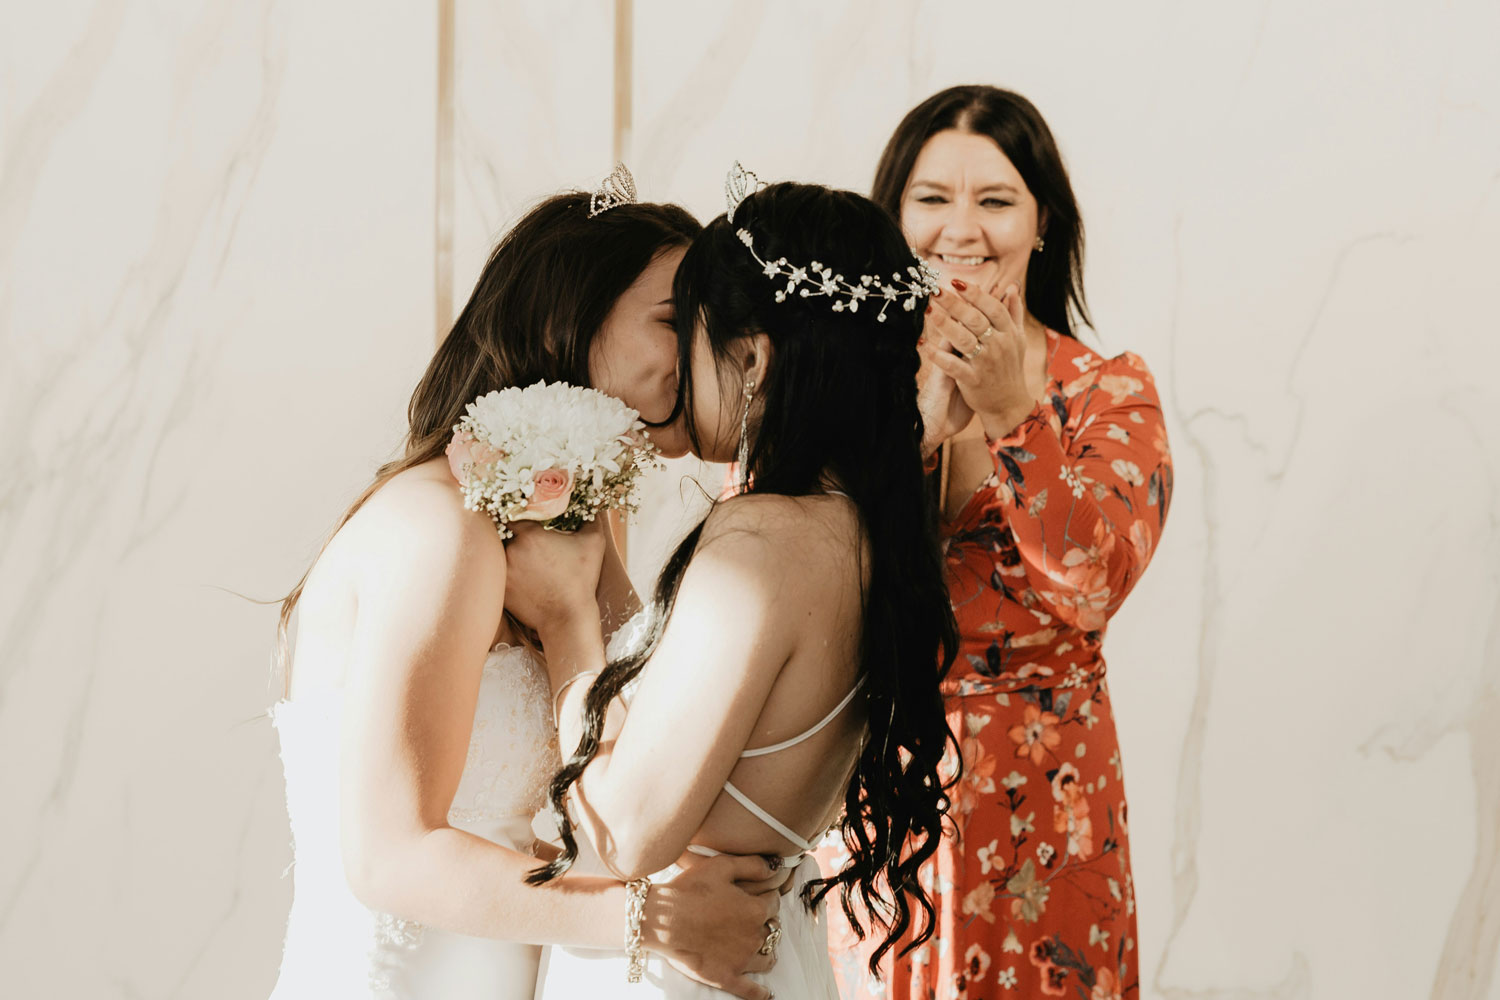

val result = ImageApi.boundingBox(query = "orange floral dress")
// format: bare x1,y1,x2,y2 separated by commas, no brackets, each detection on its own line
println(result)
818,330,1172,1000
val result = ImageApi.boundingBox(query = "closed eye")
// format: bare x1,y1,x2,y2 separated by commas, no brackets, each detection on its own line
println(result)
915,195,1012,208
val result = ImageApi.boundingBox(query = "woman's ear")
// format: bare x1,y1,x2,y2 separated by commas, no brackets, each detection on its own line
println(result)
741,333,773,391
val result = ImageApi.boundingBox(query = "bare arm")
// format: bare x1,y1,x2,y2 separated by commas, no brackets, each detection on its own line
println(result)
330,478,781,1000
335,476,631,945
536,499,807,879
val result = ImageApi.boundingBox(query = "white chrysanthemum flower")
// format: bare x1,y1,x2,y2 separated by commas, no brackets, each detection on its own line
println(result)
447,381,660,538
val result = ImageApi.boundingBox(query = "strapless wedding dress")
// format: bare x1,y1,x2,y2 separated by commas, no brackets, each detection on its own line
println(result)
268,640,561,999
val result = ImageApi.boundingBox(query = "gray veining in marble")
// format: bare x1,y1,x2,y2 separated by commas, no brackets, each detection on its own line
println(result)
3,2,1498,998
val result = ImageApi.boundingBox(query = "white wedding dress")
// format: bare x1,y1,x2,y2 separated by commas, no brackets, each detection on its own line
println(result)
534,682,857,1000
535,850,839,1000
269,638,561,999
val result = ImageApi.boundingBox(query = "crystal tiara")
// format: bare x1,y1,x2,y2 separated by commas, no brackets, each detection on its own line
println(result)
724,161,941,322
588,162,638,218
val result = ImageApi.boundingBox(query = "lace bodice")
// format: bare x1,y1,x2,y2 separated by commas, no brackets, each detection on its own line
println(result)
269,641,565,998
448,643,562,823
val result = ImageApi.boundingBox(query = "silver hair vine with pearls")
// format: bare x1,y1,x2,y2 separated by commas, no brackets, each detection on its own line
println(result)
723,161,942,323
588,162,637,218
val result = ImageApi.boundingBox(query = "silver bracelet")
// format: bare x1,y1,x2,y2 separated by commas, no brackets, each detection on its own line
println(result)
624,878,650,982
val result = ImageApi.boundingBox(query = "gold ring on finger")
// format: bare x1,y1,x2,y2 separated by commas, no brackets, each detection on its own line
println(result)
758,919,782,956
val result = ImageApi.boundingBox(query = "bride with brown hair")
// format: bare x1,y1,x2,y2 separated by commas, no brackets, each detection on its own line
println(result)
267,171,783,1000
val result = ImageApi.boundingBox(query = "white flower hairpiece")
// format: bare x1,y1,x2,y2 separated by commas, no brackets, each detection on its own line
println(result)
724,160,941,321
733,227,942,323
589,162,638,218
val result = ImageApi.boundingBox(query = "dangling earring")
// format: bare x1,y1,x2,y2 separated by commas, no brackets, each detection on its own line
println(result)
1033,235,1046,253
736,378,756,491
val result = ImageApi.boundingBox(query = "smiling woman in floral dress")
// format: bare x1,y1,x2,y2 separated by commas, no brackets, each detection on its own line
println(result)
817,86,1173,1000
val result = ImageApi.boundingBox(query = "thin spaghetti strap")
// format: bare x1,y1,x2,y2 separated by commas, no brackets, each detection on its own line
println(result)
685,838,804,867
740,678,865,758
722,781,817,853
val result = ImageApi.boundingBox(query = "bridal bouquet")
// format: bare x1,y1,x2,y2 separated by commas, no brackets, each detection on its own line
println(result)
444,381,660,538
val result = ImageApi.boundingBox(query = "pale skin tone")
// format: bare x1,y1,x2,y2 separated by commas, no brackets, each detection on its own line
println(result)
286,247,787,1000
903,128,1057,519
502,330,870,956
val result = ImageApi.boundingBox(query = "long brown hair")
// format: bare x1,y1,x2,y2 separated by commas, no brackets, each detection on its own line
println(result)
275,193,700,694
872,85,1090,338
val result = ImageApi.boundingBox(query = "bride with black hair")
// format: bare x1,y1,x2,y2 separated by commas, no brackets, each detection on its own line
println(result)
508,172,960,999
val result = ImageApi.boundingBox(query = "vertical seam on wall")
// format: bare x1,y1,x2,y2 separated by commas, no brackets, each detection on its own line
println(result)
613,0,633,165
612,0,633,562
435,0,456,343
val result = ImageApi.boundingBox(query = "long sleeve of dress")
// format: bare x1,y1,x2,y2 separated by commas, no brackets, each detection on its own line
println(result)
821,338,1166,1000
985,351,1173,632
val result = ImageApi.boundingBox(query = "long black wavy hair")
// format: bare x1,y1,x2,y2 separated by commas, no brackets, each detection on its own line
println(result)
873,84,1091,339
529,182,960,974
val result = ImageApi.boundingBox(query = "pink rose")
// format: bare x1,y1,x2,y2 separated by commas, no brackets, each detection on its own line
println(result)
513,467,574,522
445,430,501,485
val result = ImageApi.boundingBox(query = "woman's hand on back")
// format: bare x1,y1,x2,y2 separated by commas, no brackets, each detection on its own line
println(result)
645,853,784,1000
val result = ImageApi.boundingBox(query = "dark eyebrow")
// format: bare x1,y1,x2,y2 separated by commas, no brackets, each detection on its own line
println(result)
908,180,1019,196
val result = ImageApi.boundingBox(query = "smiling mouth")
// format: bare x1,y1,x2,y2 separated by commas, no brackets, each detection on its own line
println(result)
937,254,992,267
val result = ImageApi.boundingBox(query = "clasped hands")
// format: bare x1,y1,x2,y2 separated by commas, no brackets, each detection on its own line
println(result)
918,278,1044,452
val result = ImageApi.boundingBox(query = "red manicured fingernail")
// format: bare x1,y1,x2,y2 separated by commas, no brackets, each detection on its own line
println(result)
925,303,933,314
950,278,968,291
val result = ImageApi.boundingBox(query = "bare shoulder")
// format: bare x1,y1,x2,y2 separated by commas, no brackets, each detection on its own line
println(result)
695,492,864,596
344,460,507,586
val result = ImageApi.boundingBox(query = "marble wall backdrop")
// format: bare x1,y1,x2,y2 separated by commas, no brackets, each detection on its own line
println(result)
4,2,1497,998
0,2,438,996
449,0,614,316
